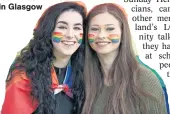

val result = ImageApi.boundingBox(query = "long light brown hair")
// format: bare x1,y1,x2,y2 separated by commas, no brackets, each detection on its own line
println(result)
82,3,161,114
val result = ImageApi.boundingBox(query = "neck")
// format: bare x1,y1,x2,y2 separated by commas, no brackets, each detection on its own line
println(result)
53,51,71,68
97,50,119,85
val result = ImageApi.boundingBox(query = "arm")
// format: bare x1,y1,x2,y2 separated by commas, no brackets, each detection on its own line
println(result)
1,70,38,114
139,66,167,114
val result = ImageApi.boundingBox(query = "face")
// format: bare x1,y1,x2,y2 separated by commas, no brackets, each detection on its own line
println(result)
88,13,121,54
52,11,83,56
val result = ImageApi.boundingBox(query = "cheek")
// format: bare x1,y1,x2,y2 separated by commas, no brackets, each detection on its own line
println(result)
88,33,97,44
108,34,121,43
74,30,83,44
54,27,67,34
52,32,64,43
89,43,96,51
52,41,61,52
78,33,83,44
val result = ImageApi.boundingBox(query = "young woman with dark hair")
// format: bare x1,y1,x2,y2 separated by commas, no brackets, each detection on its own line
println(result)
82,3,167,114
1,1,86,114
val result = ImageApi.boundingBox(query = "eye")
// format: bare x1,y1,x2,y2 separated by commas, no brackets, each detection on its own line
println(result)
74,27,82,30
90,27,99,32
57,26,67,29
106,27,115,31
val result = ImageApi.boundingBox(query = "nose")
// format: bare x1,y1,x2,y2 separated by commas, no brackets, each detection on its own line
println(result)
98,29,106,39
65,28,74,39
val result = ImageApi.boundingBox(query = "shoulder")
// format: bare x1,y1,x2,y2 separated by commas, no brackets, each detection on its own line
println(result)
2,68,38,114
138,65,159,83
137,65,164,98
6,68,30,90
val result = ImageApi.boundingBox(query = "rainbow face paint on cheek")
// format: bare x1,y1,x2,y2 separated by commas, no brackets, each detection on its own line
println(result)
108,34,120,43
78,33,83,44
52,32,63,43
88,34,95,43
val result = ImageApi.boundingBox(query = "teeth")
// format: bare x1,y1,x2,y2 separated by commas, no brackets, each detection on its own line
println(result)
96,42,109,45
62,41,75,45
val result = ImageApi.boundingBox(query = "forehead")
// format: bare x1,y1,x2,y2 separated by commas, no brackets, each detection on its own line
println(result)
57,11,83,24
89,13,120,26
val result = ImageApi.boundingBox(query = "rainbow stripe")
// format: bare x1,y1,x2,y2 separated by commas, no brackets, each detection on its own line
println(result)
52,32,63,43
78,33,83,44
88,34,95,43
108,34,120,43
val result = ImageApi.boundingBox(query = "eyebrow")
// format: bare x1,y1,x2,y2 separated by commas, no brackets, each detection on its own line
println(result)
57,21,68,25
90,24,100,27
57,21,82,27
105,24,114,26
91,24,114,27
74,23,82,27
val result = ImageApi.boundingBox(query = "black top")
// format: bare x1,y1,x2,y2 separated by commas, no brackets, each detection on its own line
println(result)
33,66,73,114
54,66,73,114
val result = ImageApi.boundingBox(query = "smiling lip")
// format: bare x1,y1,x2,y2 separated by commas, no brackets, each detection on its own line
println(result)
61,40,76,45
95,41,111,46
96,41,111,43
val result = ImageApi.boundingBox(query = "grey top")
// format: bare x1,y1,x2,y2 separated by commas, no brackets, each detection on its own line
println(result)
92,66,167,114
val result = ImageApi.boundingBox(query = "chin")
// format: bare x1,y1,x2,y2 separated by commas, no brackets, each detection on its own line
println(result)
62,51,74,56
96,50,112,55
62,49,77,56
95,48,119,55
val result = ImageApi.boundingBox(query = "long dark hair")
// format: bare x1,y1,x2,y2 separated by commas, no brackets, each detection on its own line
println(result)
82,3,161,114
7,2,86,114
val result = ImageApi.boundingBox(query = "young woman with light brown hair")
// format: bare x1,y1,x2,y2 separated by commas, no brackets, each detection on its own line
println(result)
82,3,167,114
